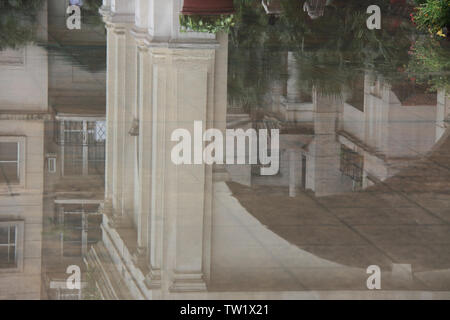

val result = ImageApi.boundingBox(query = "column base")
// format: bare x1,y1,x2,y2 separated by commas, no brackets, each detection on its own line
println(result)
144,267,162,289
131,247,147,268
100,199,113,216
169,271,207,293
108,215,133,229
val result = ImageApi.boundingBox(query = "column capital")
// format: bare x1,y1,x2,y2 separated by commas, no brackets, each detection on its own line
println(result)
130,27,149,49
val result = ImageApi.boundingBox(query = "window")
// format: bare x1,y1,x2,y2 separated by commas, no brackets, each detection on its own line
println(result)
0,137,25,188
0,225,17,268
340,144,364,191
55,120,105,176
0,221,24,272
56,202,103,257
0,142,19,184
48,156,57,173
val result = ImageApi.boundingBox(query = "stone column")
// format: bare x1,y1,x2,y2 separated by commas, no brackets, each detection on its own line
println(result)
103,0,135,220
286,51,302,103
166,48,216,293
310,90,342,196
131,0,151,256
120,26,138,223
140,45,218,293
135,42,151,266
288,149,302,197
100,0,229,296
143,47,169,290
437,89,450,141
111,25,126,215
104,22,116,201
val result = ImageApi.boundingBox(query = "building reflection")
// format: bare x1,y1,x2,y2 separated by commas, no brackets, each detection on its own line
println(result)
232,55,448,197
43,0,106,299
0,0,106,299
0,3,49,299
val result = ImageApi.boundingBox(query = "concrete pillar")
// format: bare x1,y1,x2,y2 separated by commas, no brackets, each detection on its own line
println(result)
288,149,302,197
136,43,151,253
101,0,112,10
104,21,117,203
102,2,136,219
286,51,302,103
139,46,218,293
111,25,126,215
111,0,135,18
121,28,138,222
309,90,342,196
100,0,228,296
135,0,149,30
166,48,216,293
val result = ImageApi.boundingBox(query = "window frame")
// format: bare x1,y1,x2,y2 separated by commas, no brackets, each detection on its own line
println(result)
0,220,24,273
0,136,26,190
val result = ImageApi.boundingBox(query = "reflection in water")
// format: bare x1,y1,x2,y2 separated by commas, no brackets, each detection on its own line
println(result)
0,0,450,299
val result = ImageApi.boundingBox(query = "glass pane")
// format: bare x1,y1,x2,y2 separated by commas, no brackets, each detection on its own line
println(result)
88,145,105,175
0,247,9,265
64,214,82,229
64,121,84,144
0,246,16,268
95,121,106,142
0,142,18,161
0,162,19,184
0,227,8,244
64,146,83,175
9,226,16,243
9,245,16,262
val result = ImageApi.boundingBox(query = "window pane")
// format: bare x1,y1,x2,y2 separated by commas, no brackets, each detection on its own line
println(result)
64,146,83,175
0,227,8,244
64,121,84,144
0,162,19,184
0,142,18,161
9,226,16,243
64,214,82,228
0,246,16,268
0,247,9,264
9,245,15,262
88,145,105,175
